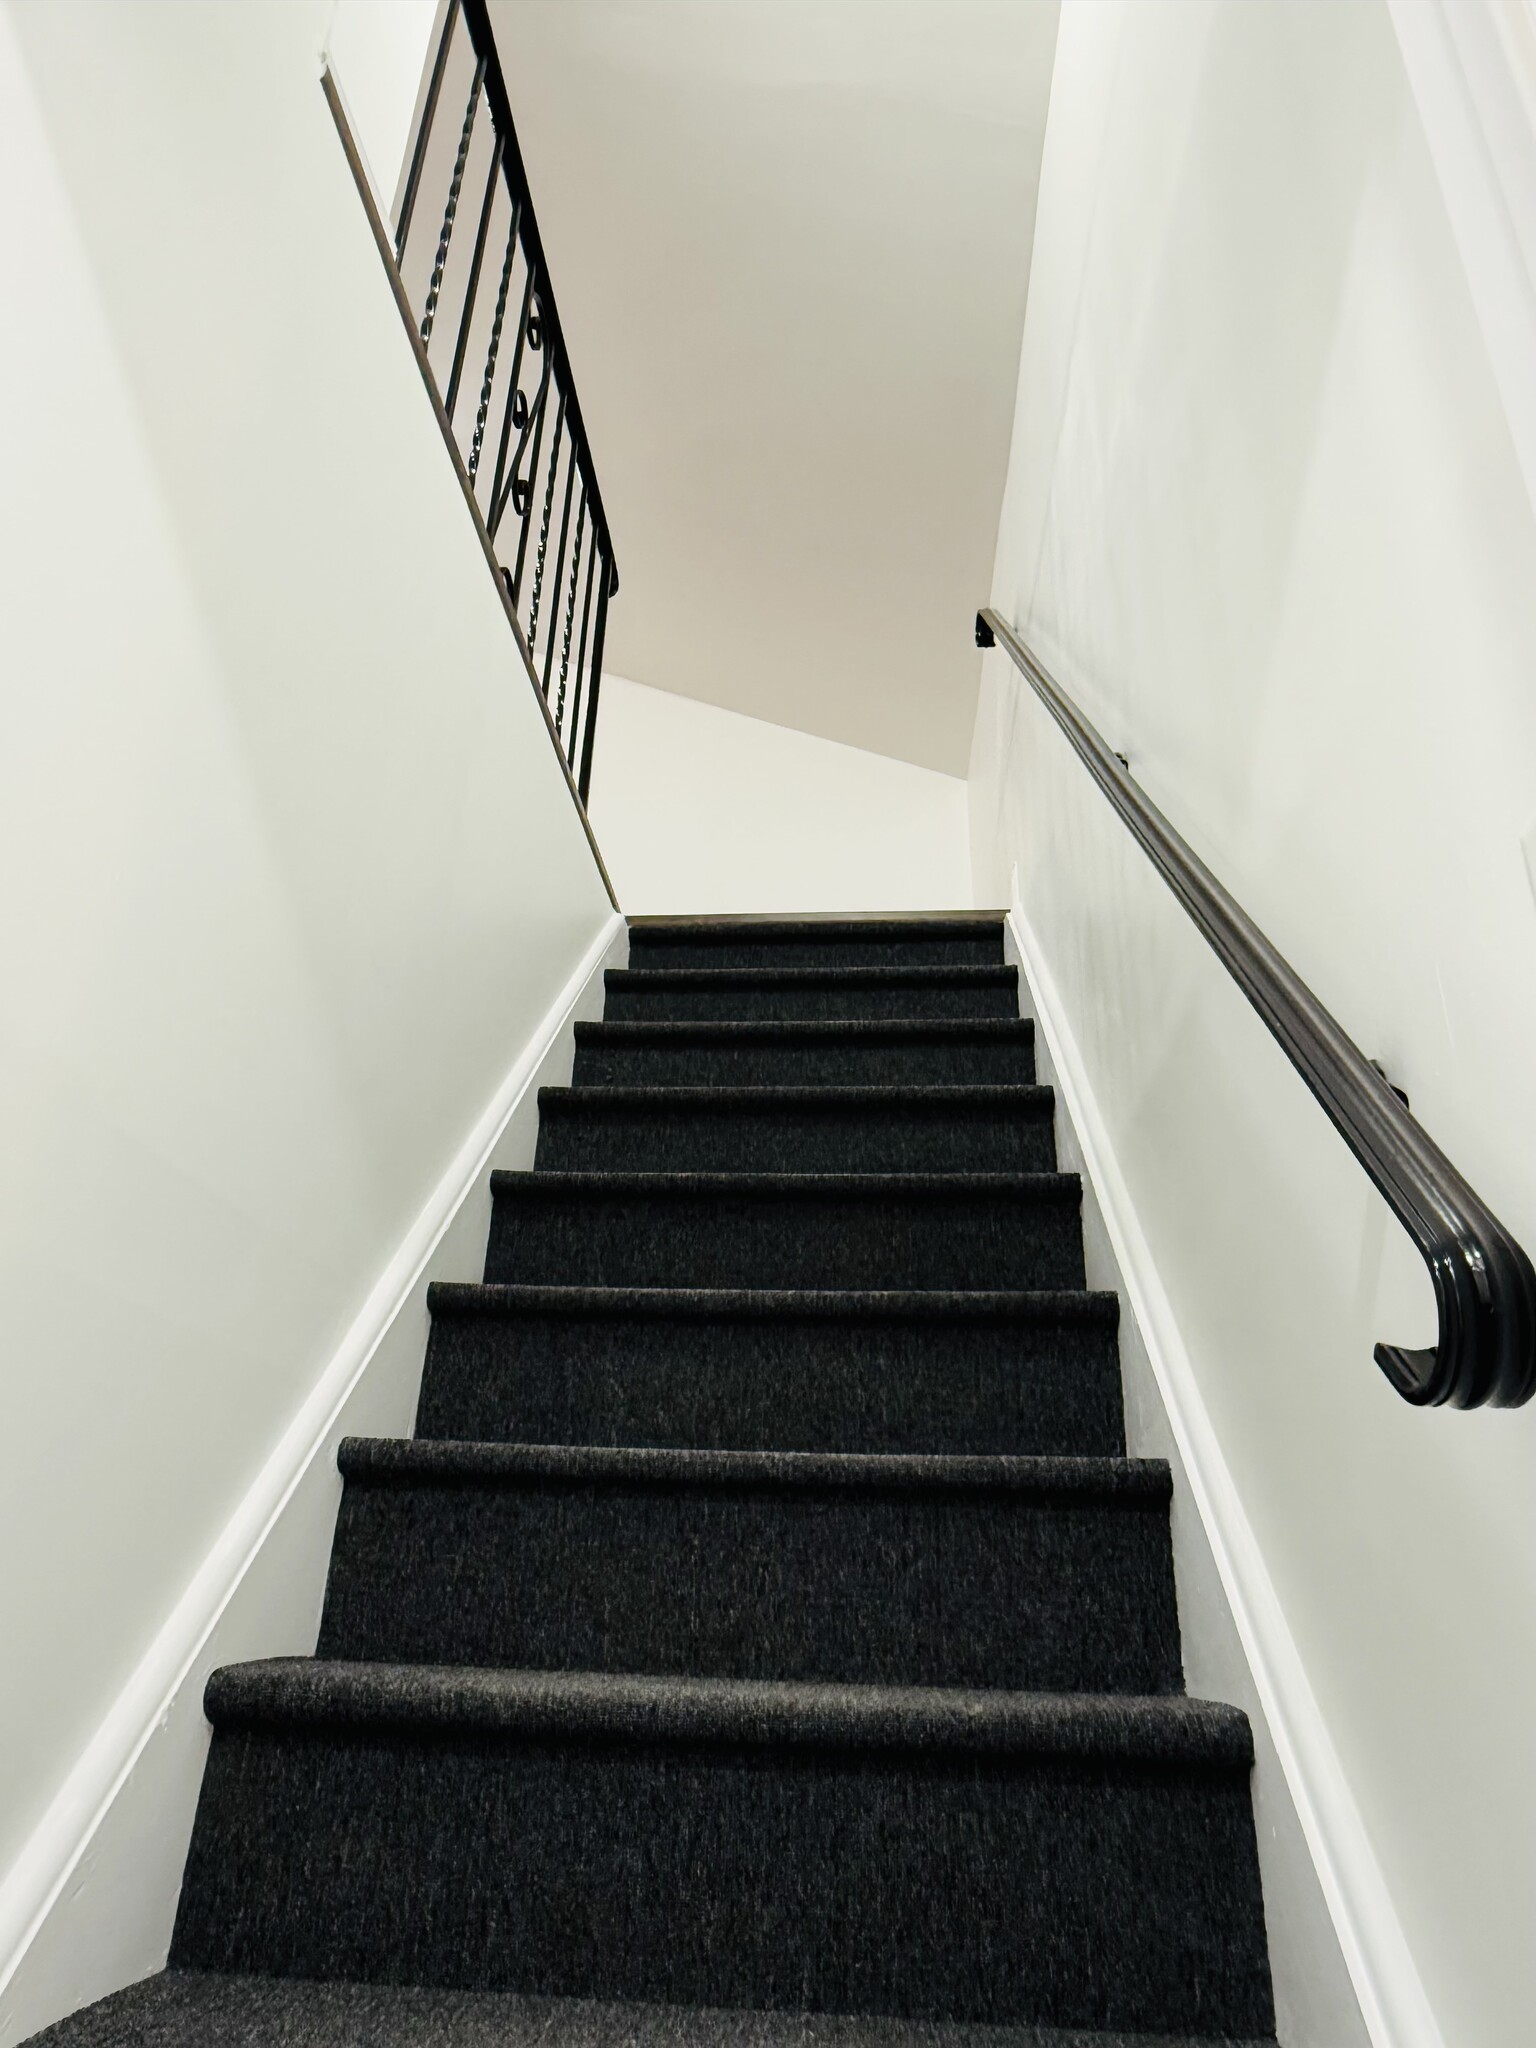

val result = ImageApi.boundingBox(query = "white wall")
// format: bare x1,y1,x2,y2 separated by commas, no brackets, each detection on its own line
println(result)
324,0,439,214
590,673,974,913
970,6,1536,2046
0,915,623,2047
0,0,611,2029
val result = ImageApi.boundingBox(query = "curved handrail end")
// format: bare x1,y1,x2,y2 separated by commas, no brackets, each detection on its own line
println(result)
1373,1343,1442,1407
977,602,1536,1412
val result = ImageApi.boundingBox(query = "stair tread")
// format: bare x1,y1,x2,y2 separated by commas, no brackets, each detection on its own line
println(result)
427,1282,1119,1323
31,1970,1276,2048
205,1660,1251,1766
337,1437,1170,1500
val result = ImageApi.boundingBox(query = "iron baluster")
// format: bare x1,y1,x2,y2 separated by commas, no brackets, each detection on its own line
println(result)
395,0,460,261
567,532,598,760
508,364,551,607
468,200,521,485
420,54,486,348
445,130,504,422
542,445,579,702
526,387,568,658
577,553,612,804
555,493,587,735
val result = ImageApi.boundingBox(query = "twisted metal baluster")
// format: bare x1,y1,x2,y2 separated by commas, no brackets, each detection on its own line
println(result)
555,494,586,732
468,199,521,486
445,131,503,421
526,388,568,657
577,551,612,804
566,536,598,762
420,56,486,347
541,445,578,700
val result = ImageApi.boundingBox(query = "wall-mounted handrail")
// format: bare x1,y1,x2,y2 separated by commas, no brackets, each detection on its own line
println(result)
392,0,618,804
976,606,1536,1409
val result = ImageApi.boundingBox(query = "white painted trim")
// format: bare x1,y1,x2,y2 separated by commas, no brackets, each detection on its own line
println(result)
0,908,625,2042
1005,893,1444,2048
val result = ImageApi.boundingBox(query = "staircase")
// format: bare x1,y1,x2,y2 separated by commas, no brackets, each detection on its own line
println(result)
36,915,1276,2047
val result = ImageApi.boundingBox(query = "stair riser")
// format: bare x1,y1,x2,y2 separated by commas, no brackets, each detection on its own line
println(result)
485,1188,1085,1291
534,1105,1056,1175
417,1311,1125,1455
318,1482,1181,1692
172,1726,1272,2036
628,938,1004,971
573,1037,1036,1088
604,984,1019,1024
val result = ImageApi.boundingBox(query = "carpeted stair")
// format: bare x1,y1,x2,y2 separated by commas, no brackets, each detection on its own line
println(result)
31,914,1277,2047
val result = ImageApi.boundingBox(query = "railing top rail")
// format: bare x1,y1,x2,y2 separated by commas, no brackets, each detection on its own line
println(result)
975,605,1536,1410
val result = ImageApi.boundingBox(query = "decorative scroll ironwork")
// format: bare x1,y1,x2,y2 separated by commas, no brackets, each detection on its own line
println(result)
508,351,553,599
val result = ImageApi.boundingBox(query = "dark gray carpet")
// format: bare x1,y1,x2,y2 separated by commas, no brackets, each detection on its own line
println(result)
626,917,1006,972
571,1021,1037,1089
27,1971,1277,2047
317,1438,1181,1690
416,1286,1125,1456
533,1087,1056,1175
171,1667,1268,2034
484,1173,1086,1291
27,914,1276,2047
602,967,1021,1024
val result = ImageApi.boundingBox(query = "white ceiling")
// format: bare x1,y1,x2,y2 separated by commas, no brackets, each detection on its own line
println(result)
489,0,1060,773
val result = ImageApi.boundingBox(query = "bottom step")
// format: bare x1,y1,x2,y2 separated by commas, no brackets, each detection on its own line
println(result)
169,1663,1273,2040
26,1971,1279,2047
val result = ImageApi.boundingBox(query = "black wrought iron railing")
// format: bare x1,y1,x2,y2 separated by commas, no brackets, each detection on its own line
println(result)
383,0,616,804
976,606,1536,1411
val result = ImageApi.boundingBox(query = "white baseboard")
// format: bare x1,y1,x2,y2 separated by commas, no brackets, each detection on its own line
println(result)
1004,893,1440,2048
0,910,627,2046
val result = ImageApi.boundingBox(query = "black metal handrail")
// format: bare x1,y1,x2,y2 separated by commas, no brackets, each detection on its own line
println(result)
976,606,1536,1409
394,0,617,803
